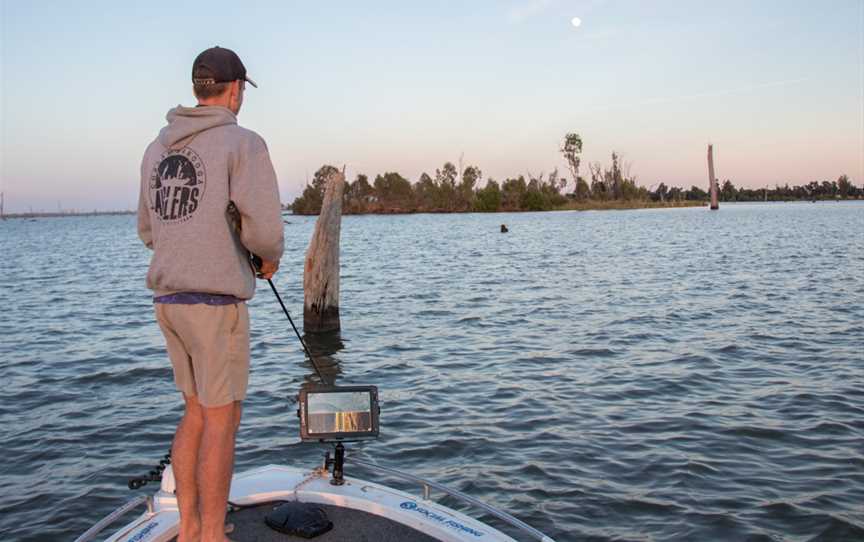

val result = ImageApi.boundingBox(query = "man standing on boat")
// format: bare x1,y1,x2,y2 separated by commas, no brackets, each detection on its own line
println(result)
137,46,284,542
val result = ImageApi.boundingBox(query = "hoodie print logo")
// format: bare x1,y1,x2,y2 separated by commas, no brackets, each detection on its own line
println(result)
149,148,206,223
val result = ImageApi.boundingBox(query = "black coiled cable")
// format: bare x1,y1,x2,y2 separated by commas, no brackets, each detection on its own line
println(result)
128,451,171,490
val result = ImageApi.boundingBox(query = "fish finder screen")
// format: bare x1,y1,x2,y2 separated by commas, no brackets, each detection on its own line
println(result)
298,385,379,442
307,391,373,434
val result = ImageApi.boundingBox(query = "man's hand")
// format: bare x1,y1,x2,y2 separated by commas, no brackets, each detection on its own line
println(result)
257,259,279,280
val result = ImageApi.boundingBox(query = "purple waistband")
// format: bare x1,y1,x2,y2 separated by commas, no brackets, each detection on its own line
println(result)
153,292,242,305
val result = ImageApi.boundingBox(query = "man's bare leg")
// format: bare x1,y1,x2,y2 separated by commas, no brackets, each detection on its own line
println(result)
173,394,204,542
199,400,242,542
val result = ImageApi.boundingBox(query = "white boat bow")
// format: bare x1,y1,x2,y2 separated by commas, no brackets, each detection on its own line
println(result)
79,459,557,542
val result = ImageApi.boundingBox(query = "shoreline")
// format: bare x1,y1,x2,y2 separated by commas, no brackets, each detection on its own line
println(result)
3,198,860,220
313,198,862,216
1,210,135,220
291,200,706,215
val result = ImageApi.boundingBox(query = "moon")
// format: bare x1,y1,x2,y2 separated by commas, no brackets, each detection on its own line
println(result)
571,17,582,28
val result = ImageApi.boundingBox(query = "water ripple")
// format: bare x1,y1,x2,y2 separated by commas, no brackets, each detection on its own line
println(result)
1,204,863,541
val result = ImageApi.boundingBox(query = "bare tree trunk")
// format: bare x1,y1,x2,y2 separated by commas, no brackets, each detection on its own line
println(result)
708,144,719,210
303,168,346,333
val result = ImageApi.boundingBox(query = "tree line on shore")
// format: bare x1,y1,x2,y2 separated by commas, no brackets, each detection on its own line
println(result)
290,133,861,214
689,175,861,202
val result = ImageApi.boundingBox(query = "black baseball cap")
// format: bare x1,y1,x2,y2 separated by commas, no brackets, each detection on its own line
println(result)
192,46,258,88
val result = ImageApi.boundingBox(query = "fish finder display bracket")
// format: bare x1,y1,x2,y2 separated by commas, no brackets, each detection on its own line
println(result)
297,385,380,485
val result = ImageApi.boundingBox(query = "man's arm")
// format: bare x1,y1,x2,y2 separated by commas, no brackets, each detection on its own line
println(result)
230,136,285,265
137,156,154,250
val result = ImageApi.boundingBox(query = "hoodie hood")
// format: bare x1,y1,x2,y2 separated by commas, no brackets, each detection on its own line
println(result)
158,105,237,149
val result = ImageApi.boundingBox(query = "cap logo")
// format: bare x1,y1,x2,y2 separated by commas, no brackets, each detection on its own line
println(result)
193,78,217,86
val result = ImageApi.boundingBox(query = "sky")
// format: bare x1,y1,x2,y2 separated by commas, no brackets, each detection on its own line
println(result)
1,0,862,212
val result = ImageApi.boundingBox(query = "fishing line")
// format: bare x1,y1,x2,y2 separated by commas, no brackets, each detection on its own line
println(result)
244,237,328,384
264,277,329,385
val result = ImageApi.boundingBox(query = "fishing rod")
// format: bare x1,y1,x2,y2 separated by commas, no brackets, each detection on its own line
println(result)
251,255,328,384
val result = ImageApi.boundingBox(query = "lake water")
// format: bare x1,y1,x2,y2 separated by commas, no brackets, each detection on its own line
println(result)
1,202,862,541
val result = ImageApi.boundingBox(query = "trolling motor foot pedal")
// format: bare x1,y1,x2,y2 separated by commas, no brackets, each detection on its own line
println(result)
265,502,333,539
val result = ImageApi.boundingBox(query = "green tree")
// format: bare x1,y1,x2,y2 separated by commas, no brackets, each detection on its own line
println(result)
501,176,527,210
608,152,630,199
474,179,502,211
458,165,482,211
686,185,708,200
313,165,340,197
588,162,607,200
352,174,372,199
293,163,340,213
519,173,555,210
720,179,737,201
373,172,412,209
573,176,590,201
345,174,372,213
413,172,437,211
837,174,853,198
546,169,564,194
291,184,323,214
561,133,583,194
537,169,567,207
520,188,545,211
435,162,458,210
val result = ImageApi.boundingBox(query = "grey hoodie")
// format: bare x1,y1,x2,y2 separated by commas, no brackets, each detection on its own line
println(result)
138,105,284,299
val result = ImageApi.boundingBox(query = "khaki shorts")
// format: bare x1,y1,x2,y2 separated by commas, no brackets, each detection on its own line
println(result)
155,302,250,408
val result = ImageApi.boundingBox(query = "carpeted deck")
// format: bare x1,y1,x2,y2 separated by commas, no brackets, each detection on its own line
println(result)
172,502,441,542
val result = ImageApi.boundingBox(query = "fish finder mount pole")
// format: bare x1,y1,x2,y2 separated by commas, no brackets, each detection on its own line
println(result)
322,444,346,486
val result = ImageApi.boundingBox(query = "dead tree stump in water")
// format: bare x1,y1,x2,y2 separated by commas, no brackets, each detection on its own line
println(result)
708,144,719,210
303,169,346,333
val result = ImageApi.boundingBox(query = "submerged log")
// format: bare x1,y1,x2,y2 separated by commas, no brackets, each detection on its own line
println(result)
708,144,719,210
303,169,346,333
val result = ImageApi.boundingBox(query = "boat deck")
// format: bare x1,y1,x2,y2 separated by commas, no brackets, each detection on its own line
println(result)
171,503,440,542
